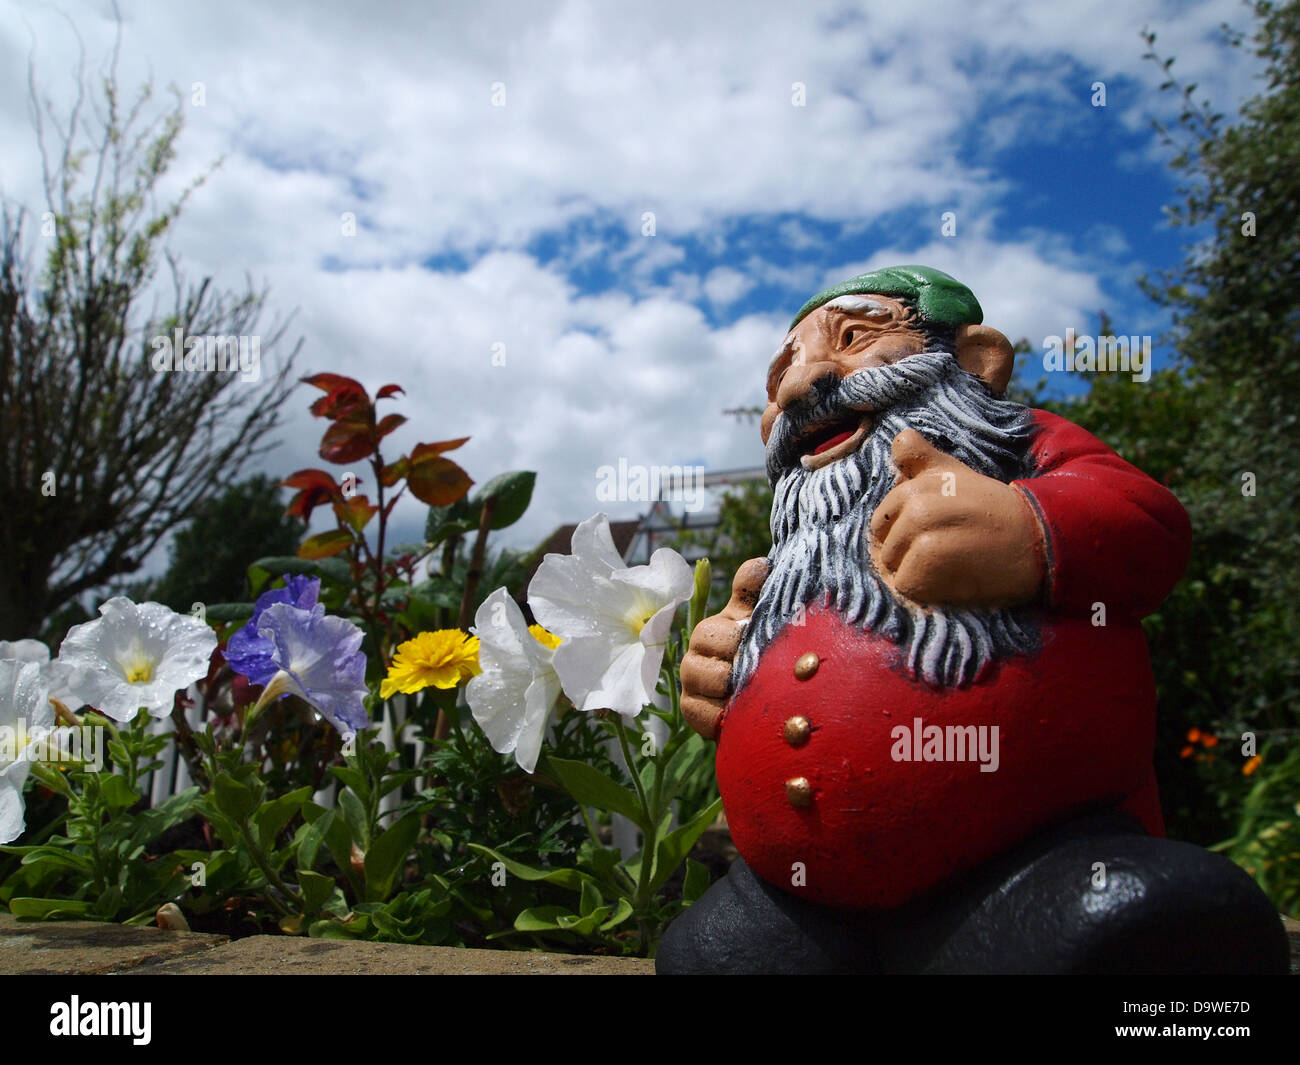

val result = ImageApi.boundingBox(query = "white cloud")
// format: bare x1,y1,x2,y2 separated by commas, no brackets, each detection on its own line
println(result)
703,266,754,309
0,0,1267,575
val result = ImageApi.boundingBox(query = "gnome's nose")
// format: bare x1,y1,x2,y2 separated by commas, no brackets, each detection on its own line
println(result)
776,361,840,412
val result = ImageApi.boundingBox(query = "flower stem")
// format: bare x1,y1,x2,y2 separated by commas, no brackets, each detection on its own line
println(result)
615,714,660,910
614,715,650,817
664,641,682,725
238,816,298,919
85,710,122,743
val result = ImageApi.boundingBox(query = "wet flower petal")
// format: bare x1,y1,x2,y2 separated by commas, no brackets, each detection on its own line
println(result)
55,598,217,721
0,660,54,843
528,514,692,716
466,588,561,774
224,575,321,687
252,602,369,737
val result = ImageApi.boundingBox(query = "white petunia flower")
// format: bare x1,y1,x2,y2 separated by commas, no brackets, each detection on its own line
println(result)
55,598,217,721
466,587,562,775
0,660,54,844
0,639,79,708
528,513,693,717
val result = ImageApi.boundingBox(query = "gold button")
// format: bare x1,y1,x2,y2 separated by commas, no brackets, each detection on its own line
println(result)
793,652,820,680
783,715,812,747
785,777,813,807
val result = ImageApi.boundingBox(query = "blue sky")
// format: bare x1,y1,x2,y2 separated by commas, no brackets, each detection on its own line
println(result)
0,0,1267,567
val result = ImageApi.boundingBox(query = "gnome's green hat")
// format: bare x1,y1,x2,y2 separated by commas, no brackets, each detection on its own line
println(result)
789,265,983,332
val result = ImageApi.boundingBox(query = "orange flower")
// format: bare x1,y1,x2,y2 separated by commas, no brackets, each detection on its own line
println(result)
1243,755,1263,776
1180,744,1195,759
1186,727,1202,743
1201,733,1219,748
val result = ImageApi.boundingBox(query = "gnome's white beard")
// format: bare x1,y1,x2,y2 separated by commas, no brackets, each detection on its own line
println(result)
732,351,1040,693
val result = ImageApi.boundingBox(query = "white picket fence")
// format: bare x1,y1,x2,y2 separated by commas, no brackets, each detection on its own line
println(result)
142,688,651,856
143,687,416,820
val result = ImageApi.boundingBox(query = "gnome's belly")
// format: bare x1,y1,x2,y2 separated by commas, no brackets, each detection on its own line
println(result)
714,605,1161,910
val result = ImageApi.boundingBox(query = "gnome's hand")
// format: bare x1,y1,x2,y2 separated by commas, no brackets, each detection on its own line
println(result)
869,429,1046,608
680,557,769,741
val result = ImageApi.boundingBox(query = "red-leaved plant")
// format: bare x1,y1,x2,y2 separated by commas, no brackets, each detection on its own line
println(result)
282,373,474,657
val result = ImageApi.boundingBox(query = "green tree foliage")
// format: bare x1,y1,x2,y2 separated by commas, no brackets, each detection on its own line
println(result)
0,29,298,640
142,475,306,612
1037,3,1300,913
1138,0,1300,751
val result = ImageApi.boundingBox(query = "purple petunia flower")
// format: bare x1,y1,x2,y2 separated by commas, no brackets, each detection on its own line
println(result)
249,603,370,737
224,575,321,687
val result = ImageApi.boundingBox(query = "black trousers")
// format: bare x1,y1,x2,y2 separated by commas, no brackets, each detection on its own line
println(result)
656,810,1290,974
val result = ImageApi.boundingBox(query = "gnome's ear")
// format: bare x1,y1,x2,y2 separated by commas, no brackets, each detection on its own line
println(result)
954,324,1015,395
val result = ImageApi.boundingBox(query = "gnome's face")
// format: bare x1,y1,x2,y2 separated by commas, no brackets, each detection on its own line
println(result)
760,294,933,471
730,289,1039,694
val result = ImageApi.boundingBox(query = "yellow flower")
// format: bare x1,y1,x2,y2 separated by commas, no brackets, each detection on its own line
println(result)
380,630,480,699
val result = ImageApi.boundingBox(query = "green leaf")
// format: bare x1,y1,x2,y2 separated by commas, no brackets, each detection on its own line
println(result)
310,557,353,584
11,847,93,874
512,905,576,933
562,908,611,936
98,773,140,812
9,897,94,919
253,786,313,848
364,813,421,903
545,756,647,830
309,914,372,940
248,555,323,590
682,858,711,904
297,870,337,915
128,786,201,849
302,803,354,876
329,765,368,798
511,903,613,937
471,471,536,530
194,803,242,850
211,772,259,822
577,839,623,887
295,808,332,871
466,844,596,893
599,896,634,931
424,496,472,543
299,528,354,560
426,518,476,548
654,732,712,816
248,556,353,593
204,602,255,623
578,877,602,918
649,796,724,895
337,788,368,851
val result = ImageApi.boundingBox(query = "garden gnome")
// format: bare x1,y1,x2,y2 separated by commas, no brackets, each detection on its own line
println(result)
659,265,1288,974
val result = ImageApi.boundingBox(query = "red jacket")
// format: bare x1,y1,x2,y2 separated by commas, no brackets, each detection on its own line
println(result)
714,410,1191,910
